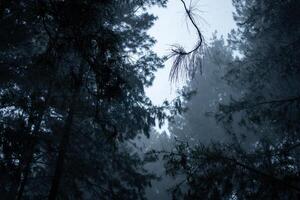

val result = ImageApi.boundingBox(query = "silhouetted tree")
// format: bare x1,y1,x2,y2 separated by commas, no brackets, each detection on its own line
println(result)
162,0,300,199
0,0,173,199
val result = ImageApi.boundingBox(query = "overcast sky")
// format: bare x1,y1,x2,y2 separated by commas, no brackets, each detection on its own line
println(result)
146,0,236,105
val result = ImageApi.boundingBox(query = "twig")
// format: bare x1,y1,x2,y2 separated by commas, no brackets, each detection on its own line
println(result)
169,0,203,82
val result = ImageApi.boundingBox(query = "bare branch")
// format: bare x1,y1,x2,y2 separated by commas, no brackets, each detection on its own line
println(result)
169,0,204,82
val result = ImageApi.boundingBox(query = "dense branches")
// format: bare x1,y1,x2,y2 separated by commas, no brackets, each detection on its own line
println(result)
0,0,169,199
163,0,300,199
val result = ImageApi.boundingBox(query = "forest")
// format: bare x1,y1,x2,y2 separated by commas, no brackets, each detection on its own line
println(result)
0,0,299,199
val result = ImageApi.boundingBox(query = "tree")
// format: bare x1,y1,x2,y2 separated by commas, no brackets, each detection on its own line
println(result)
161,0,300,199
0,0,171,199
140,130,175,200
169,35,234,145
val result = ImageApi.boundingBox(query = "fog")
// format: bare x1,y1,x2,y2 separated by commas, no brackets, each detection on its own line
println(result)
0,0,299,199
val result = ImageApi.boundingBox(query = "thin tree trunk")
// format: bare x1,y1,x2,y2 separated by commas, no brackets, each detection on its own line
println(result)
48,65,83,200
47,106,75,200
16,89,53,200
15,143,35,200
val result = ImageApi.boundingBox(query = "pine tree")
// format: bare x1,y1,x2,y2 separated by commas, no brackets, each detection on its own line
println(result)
162,0,300,199
0,0,169,199
169,35,234,145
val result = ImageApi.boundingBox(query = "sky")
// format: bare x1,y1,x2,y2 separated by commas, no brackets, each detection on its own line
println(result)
146,0,236,105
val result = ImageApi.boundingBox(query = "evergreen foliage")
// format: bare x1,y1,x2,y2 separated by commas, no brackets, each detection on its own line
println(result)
162,0,300,199
0,0,169,199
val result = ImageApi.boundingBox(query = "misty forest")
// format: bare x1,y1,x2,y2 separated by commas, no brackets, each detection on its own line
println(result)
0,0,299,199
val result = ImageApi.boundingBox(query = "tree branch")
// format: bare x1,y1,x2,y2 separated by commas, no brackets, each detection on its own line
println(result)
169,0,204,82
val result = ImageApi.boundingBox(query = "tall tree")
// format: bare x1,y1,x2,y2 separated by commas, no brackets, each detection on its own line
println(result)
0,0,171,199
169,35,234,144
161,0,300,199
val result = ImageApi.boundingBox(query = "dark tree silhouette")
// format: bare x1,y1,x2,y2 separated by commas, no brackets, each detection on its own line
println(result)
0,0,174,199
161,0,300,199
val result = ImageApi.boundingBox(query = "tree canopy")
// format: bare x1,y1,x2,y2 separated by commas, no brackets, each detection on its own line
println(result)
0,0,169,199
1,0,299,199
160,0,300,199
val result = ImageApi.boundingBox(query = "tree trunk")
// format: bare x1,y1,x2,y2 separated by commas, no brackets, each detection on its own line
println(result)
48,66,83,200
15,143,35,200
47,106,75,200
16,89,52,200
